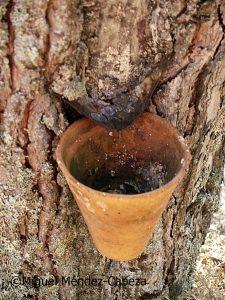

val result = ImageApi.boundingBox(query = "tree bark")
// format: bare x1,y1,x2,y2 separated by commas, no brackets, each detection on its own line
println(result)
0,0,225,299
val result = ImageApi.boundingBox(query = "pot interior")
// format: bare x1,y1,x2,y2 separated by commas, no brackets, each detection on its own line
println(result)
65,115,186,195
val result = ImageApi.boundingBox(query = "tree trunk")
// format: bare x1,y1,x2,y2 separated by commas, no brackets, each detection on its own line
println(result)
0,0,225,299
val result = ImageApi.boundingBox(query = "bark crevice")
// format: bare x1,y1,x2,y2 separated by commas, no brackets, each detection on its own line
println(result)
6,0,15,91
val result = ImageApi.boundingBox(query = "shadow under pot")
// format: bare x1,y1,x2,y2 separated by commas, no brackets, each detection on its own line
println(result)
56,112,191,261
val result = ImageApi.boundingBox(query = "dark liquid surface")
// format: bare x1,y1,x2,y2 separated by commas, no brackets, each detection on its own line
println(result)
70,160,167,195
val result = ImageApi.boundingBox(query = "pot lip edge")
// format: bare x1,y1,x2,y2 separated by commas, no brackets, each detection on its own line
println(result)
55,113,192,199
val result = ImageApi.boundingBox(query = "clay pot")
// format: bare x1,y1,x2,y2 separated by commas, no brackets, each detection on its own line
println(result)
56,113,191,261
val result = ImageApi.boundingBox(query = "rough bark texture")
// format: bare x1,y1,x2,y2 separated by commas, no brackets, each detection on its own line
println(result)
0,0,225,299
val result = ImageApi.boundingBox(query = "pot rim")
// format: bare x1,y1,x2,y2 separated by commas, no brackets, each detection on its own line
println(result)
56,113,191,198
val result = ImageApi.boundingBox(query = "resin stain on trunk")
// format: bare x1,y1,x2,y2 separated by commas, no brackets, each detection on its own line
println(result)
65,69,162,130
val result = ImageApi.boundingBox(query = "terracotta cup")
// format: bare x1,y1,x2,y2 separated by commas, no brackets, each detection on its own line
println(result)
56,113,191,261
